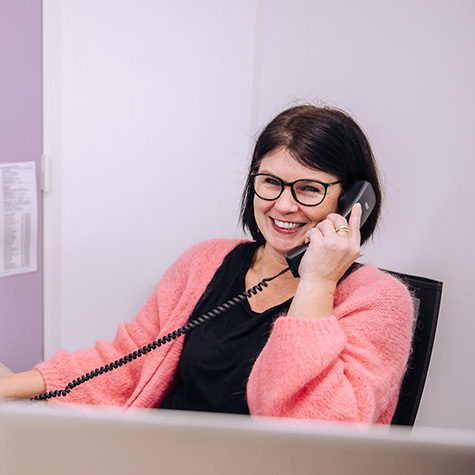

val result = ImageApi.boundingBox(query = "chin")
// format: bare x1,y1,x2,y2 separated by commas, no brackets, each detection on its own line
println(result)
266,236,304,259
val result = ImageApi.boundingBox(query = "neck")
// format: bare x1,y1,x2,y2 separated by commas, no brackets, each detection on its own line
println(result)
246,243,299,305
252,244,294,280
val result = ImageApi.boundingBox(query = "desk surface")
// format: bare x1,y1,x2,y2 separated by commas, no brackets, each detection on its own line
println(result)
1,402,474,475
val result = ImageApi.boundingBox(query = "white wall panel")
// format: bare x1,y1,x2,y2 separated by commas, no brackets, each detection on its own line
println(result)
253,0,475,429
44,0,257,354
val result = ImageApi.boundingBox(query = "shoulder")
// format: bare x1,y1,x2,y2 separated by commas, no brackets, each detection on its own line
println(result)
156,238,250,304
179,238,249,263
336,264,414,313
161,239,249,282
334,265,415,352
340,264,411,293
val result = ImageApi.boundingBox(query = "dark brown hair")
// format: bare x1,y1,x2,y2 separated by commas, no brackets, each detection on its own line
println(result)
240,105,382,245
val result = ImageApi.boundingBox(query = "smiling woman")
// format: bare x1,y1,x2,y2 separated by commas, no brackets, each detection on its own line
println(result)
0,104,414,425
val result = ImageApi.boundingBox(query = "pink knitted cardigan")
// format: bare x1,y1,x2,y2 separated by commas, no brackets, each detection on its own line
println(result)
37,239,414,424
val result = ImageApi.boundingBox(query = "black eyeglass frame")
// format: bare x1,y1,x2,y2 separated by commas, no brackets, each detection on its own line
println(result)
251,173,341,207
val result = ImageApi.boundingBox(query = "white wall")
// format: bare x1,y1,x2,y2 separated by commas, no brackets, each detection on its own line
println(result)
43,0,257,353
43,0,475,429
252,0,475,430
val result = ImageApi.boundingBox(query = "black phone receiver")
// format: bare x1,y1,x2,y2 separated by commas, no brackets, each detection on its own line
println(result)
285,180,377,277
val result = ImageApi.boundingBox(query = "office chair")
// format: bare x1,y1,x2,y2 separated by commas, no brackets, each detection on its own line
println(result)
387,270,443,426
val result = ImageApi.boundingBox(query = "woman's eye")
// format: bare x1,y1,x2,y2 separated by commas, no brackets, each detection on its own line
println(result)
264,177,281,186
302,184,323,194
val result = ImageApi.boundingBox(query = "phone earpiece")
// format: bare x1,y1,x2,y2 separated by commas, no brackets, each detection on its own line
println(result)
339,181,376,226
339,181,367,221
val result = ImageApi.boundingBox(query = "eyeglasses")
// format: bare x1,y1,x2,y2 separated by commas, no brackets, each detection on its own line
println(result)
251,173,341,207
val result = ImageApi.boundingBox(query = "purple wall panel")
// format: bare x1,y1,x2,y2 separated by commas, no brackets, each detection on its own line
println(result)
0,1,43,372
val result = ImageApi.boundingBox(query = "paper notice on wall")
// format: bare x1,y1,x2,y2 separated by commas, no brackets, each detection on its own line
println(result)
0,162,38,277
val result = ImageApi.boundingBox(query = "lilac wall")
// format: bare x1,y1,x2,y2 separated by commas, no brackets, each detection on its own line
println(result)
0,1,43,372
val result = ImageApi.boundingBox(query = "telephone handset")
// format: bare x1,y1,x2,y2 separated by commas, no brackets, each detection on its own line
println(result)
285,180,377,278
31,181,376,402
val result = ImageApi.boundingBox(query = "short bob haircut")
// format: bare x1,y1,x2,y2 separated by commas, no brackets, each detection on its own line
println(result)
240,104,382,246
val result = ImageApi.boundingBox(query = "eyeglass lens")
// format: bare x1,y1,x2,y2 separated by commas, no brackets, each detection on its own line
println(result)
253,174,327,206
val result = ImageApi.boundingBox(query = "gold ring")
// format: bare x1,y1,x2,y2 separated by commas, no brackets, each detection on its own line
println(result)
335,225,350,233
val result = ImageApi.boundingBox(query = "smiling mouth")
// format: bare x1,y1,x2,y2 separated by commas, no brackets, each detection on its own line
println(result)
272,218,304,230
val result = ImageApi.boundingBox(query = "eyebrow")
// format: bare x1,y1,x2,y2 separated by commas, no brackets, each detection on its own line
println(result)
257,170,324,182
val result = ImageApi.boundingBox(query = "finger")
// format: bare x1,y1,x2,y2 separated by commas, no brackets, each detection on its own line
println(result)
304,226,322,243
334,225,351,237
317,218,339,237
325,213,348,227
322,214,350,237
348,203,362,233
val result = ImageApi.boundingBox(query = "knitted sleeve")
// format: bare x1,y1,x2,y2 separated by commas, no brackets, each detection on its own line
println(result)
36,239,241,407
36,286,164,406
246,266,415,424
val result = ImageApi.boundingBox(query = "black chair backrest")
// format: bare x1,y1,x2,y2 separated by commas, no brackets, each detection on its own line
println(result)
385,270,443,426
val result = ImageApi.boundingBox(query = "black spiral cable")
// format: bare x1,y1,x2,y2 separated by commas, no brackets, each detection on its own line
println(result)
31,266,290,402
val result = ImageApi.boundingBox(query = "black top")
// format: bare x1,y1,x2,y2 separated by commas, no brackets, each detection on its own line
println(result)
159,242,292,414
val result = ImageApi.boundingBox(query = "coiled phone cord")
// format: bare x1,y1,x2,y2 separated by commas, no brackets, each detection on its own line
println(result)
31,266,290,402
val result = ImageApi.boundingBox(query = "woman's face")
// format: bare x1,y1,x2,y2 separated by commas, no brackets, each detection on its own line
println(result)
253,147,342,260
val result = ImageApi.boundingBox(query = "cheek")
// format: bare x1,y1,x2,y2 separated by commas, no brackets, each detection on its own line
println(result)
305,200,339,224
323,192,341,214
253,197,271,219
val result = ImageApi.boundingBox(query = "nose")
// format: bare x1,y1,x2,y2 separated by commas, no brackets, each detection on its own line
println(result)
273,186,299,213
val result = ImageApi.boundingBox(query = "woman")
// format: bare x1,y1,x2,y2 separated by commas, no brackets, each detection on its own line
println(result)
0,105,414,424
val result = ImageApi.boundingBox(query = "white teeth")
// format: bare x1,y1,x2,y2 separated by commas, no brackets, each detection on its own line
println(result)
273,219,301,230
